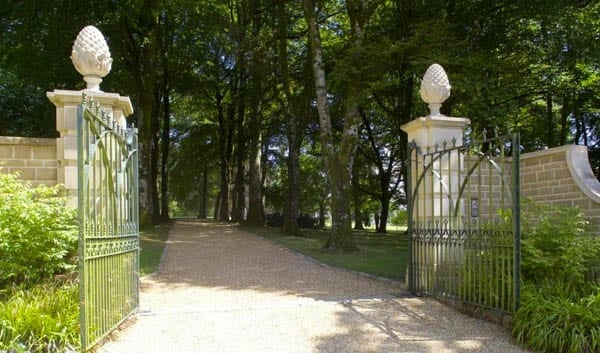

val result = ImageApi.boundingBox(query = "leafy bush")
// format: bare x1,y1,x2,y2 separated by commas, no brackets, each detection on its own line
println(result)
0,283,79,352
512,200,600,353
265,213,283,227
520,201,600,289
514,282,600,353
0,173,77,287
390,209,408,227
297,214,320,229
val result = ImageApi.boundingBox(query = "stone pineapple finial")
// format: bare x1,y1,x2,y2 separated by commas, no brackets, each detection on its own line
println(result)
71,25,112,92
419,63,451,116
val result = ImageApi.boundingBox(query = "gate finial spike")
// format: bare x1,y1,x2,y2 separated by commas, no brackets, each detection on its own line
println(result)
452,137,457,147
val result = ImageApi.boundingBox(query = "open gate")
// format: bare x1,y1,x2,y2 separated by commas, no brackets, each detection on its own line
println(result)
406,131,521,314
77,95,139,351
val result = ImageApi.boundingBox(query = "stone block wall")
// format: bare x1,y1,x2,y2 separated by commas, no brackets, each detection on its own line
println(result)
520,145,600,234
0,136,58,186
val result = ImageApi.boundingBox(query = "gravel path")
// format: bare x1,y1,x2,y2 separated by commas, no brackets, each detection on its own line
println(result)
98,219,529,353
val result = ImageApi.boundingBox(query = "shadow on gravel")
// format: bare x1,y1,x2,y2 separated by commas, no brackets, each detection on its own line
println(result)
313,298,529,353
144,219,528,353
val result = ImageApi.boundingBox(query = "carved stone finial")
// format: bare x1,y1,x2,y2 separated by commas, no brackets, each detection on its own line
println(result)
419,63,451,116
71,25,112,92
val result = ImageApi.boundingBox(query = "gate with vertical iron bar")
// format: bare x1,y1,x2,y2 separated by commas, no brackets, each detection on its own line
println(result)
77,94,139,351
406,131,521,314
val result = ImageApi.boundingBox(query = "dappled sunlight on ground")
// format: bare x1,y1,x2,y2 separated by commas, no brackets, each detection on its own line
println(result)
99,220,529,353
313,297,522,353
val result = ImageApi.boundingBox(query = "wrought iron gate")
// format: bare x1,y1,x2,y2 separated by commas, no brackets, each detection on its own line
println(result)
77,95,139,351
406,131,521,313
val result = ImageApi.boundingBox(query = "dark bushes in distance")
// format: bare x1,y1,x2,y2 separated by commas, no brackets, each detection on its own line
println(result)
265,213,321,229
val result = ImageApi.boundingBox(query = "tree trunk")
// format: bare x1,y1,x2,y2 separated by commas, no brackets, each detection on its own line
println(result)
231,58,247,223
302,0,358,252
231,154,245,222
245,15,265,226
159,80,171,222
352,163,364,230
136,106,155,227
284,131,302,235
246,130,264,225
245,76,263,225
214,190,221,219
377,194,390,233
319,201,326,229
198,165,208,219
545,92,555,147
278,1,302,235
559,93,570,145
148,83,161,224
217,91,231,221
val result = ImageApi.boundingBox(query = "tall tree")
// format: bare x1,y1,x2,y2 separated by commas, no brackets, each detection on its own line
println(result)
302,0,369,251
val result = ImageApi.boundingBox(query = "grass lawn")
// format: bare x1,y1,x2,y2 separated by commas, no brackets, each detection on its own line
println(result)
244,226,408,281
139,224,170,276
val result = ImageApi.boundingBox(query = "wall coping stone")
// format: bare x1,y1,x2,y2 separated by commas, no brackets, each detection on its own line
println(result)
0,136,56,146
520,145,600,204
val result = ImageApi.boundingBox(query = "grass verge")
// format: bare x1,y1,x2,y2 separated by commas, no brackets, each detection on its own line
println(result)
244,226,408,281
139,224,171,276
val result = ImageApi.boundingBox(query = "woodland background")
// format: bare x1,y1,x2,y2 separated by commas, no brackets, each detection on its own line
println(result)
1,0,598,246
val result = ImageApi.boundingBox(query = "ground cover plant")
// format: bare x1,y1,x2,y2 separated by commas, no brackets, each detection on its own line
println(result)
0,283,79,353
243,226,408,281
512,201,600,353
0,173,79,352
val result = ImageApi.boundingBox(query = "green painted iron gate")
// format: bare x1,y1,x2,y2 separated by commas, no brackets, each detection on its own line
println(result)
406,131,521,314
77,95,139,351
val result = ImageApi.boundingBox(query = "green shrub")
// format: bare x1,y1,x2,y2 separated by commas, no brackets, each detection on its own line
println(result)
514,282,600,353
512,200,600,353
0,173,77,287
0,283,79,352
390,210,408,227
520,201,600,289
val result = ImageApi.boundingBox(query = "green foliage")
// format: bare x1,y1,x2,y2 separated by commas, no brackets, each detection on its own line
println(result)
0,283,79,352
390,210,408,227
0,173,77,288
513,282,600,353
513,200,600,353
520,201,600,289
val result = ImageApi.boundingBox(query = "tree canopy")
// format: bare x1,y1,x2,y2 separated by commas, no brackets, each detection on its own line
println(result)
1,0,598,250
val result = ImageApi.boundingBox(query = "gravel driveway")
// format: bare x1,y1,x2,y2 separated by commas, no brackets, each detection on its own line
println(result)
98,220,529,353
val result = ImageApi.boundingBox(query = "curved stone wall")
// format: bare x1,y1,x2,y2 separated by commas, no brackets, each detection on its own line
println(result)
521,145,600,235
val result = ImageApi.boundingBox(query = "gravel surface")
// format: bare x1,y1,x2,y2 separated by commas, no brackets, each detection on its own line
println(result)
98,220,530,353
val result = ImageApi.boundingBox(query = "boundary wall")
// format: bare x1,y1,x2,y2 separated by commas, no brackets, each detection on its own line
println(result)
520,145,600,234
0,136,58,186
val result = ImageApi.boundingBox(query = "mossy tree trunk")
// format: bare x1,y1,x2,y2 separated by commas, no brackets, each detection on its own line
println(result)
302,0,366,252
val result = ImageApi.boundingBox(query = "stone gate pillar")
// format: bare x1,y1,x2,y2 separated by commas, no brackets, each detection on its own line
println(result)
402,64,470,219
47,25,133,206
